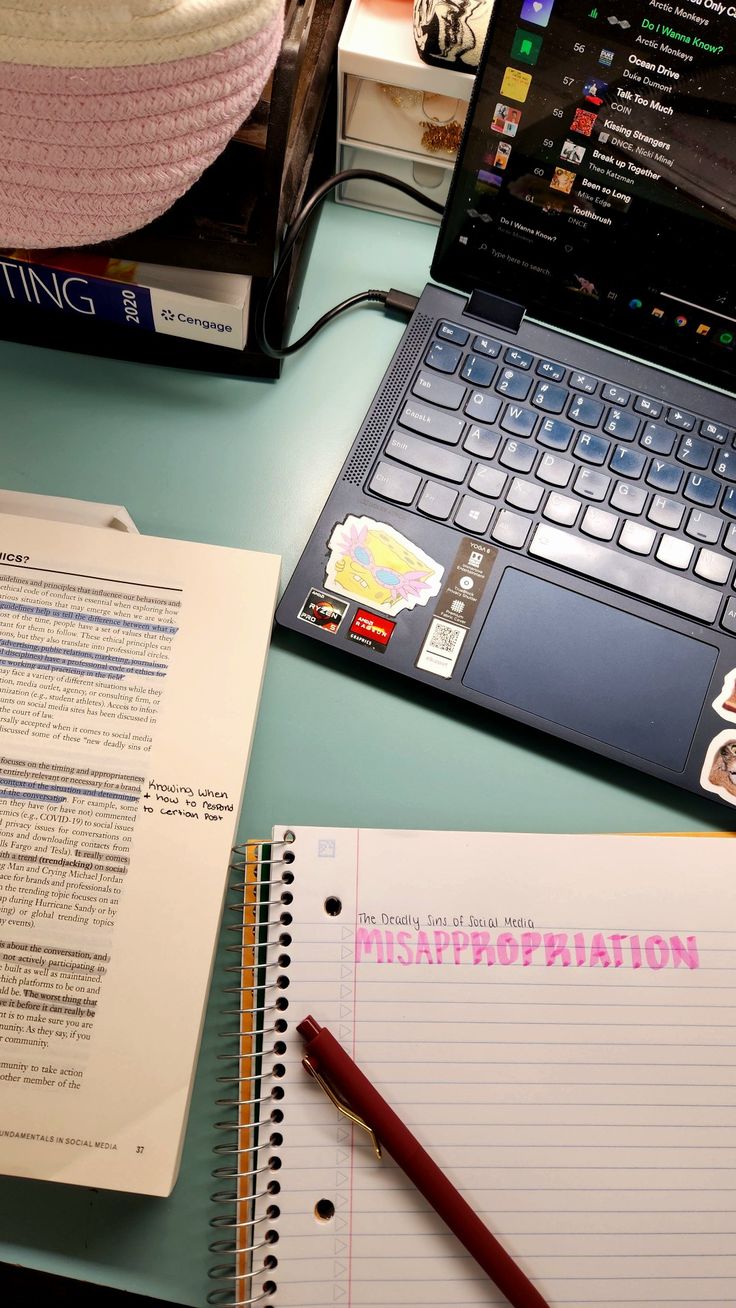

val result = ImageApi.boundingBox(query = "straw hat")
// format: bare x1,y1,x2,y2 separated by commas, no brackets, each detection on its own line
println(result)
0,0,284,247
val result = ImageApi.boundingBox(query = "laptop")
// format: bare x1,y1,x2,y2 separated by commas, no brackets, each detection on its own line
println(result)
276,0,736,809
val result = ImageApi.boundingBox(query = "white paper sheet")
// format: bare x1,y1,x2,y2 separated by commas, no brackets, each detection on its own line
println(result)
253,827,736,1307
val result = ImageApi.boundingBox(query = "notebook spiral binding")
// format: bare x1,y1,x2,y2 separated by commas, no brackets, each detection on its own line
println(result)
207,829,296,1307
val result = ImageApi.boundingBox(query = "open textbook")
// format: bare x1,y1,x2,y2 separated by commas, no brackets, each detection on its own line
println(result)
0,514,279,1195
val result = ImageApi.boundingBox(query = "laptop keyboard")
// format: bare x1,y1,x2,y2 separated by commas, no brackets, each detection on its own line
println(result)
367,319,736,630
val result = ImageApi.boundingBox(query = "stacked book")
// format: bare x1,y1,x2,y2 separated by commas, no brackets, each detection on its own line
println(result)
0,250,251,352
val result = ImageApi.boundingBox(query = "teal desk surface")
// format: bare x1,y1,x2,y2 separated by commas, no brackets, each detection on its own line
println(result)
0,199,728,1306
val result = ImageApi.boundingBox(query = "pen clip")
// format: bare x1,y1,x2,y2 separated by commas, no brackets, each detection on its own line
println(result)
302,1056,382,1160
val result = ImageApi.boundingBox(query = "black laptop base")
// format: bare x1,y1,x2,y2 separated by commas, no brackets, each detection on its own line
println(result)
276,283,736,811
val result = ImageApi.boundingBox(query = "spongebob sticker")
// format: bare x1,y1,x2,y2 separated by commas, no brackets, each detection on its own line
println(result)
324,515,443,617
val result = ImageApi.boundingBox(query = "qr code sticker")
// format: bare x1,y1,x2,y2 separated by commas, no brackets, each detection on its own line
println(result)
416,618,467,679
428,621,464,655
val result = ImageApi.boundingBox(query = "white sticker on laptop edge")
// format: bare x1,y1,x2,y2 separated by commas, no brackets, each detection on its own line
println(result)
324,515,443,617
711,669,736,723
416,618,467,678
700,730,736,805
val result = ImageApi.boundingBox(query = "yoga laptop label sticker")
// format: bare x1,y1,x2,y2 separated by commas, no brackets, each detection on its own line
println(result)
416,538,497,679
700,730,736,805
298,588,349,634
324,516,443,617
347,609,396,654
711,669,736,723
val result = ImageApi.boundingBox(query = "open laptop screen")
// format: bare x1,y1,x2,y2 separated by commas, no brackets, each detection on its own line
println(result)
432,0,736,393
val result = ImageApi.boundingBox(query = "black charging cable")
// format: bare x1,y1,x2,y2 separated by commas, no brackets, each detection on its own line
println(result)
254,169,445,359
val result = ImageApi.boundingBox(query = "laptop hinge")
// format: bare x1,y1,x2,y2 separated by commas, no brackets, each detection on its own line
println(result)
466,289,525,334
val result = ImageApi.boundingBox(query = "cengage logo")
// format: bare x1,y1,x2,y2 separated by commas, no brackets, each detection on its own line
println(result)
158,304,233,334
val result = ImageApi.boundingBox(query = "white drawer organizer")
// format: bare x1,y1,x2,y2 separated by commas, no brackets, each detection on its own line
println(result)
337,0,474,222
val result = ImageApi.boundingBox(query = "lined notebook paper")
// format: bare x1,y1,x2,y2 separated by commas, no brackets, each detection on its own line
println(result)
240,828,736,1307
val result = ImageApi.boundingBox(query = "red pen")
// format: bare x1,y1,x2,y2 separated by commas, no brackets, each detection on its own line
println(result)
297,1015,551,1308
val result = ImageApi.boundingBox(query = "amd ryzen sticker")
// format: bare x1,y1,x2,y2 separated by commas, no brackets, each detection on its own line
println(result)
298,588,348,634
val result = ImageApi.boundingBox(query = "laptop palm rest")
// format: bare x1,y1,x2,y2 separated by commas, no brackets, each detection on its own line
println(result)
463,570,718,771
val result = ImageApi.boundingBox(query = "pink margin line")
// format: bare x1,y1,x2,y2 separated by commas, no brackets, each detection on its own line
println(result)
347,827,361,1306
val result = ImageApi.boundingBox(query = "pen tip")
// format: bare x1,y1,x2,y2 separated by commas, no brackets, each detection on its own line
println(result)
297,1015,322,1041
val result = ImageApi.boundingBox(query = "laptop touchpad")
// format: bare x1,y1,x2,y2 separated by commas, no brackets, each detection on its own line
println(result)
462,569,717,771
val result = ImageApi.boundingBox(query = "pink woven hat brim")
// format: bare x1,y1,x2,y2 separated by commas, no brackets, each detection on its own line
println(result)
0,11,283,248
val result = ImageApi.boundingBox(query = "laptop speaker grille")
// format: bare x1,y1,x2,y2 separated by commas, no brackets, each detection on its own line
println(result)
342,312,434,486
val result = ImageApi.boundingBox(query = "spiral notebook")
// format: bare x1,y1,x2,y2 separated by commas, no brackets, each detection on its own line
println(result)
208,827,736,1307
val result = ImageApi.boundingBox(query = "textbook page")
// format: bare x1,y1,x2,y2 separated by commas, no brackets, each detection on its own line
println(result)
258,827,736,1308
0,514,279,1195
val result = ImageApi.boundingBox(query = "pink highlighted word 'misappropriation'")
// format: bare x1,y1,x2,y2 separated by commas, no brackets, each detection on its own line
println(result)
355,928,700,970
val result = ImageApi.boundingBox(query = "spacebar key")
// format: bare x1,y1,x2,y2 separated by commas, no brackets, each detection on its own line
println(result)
528,523,720,623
